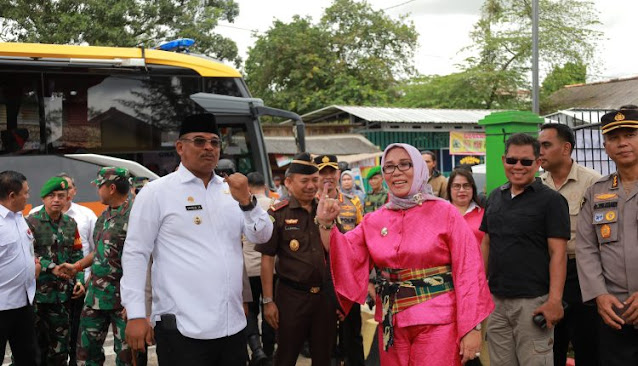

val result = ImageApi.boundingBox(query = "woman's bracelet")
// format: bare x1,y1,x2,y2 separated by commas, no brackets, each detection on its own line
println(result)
314,216,336,230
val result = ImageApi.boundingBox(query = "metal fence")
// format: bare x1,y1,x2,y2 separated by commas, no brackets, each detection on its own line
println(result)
544,109,616,176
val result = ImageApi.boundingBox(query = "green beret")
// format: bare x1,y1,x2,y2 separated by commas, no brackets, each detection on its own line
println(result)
40,177,69,198
366,166,382,179
91,167,130,186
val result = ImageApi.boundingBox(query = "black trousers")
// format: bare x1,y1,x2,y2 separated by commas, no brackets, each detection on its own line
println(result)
154,320,247,366
340,303,365,366
67,295,84,365
598,316,638,366
247,275,276,355
0,304,40,366
553,258,600,366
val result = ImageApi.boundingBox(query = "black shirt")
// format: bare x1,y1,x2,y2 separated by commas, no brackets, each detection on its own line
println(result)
480,177,570,298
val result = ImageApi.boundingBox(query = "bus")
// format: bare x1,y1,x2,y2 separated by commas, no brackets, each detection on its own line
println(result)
0,41,304,213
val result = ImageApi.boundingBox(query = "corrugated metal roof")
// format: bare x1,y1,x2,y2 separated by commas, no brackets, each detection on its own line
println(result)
548,76,638,110
265,134,381,155
300,105,501,124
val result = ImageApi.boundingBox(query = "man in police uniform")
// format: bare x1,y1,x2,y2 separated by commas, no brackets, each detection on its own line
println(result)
65,167,133,366
28,176,84,365
314,154,364,366
257,153,337,366
363,166,388,215
576,108,638,365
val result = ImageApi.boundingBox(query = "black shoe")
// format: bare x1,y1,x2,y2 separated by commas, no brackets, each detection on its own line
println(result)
300,341,311,358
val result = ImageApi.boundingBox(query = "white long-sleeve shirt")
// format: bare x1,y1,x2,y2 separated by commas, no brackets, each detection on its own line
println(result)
0,204,36,310
121,165,273,339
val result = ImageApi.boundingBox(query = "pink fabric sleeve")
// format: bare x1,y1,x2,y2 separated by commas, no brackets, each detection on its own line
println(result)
329,222,370,315
447,207,494,342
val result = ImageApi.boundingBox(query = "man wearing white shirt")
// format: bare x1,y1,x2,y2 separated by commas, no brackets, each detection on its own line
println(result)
121,114,273,366
29,172,97,366
0,170,39,366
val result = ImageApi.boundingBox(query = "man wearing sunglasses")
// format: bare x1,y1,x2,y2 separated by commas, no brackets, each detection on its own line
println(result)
121,113,273,366
480,133,570,366
576,108,638,365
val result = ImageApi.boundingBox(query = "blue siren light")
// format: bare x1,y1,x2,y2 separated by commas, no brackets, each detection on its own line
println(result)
156,38,196,52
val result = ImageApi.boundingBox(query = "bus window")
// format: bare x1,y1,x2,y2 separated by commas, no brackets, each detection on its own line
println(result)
0,73,41,154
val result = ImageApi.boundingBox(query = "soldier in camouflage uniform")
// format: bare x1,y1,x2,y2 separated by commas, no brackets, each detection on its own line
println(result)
363,166,388,215
28,176,85,366
69,167,133,366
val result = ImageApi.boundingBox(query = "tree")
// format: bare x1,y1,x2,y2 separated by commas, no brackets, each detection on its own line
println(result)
0,0,241,65
461,0,602,109
244,0,418,115
541,61,587,97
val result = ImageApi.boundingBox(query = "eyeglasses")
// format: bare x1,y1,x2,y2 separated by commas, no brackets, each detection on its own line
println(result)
382,162,413,174
180,137,221,148
505,157,535,166
451,183,473,191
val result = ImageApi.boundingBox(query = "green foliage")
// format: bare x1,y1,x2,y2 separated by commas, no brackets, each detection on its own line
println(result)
541,61,587,96
244,0,418,115
462,0,601,109
396,0,601,111
0,0,241,65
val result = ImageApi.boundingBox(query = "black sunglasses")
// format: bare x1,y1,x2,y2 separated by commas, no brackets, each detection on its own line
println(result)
505,157,535,166
180,137,221,148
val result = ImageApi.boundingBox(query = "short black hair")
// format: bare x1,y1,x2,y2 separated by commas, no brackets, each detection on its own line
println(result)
619,104,638,110
0,170,27,200
421,150,436,162
540,123,576,153
446,168,482,207
247,172,265,187
505,133,540,158
104,179,130,195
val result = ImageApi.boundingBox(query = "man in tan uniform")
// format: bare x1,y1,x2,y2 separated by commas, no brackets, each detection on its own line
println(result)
421,150,448,198
538,123,601,366
576,108,638,365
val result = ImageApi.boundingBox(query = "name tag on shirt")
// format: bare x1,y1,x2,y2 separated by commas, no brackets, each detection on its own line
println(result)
185,205,203,211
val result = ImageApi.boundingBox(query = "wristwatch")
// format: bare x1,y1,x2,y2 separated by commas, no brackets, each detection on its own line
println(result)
262,297,274,304
239,195,257,211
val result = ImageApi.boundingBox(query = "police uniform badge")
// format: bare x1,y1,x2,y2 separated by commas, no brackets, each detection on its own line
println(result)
594,213,604,223
187,196,195,203
289,239,300,251
605,211,616,221
600,224,611,239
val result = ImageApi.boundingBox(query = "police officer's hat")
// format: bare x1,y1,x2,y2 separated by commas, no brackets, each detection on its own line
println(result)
288,152,318,175
313,155,339,171
600,109,638,135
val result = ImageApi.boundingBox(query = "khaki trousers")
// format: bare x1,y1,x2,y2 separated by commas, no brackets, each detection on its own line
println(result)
487,295,554,366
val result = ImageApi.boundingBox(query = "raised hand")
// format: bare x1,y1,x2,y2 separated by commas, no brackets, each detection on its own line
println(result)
223,173,252,205
316,190,340,225
72,282,85,299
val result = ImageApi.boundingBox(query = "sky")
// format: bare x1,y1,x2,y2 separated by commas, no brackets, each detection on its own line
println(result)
216,0,637,82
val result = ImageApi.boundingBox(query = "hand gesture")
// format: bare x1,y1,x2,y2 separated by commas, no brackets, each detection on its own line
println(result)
459,329,482,364
35,258,41,279
533,299,564,329
126,318,154,352
72,282,85,299
596,294,625,329
623,292,638,325
264,302,279,330
59,262,78,277
316,186,340,225
223,173,251,205
52,265,71,280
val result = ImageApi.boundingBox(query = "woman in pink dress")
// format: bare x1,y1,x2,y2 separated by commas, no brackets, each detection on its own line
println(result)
316,143,493,365
446,168,484,245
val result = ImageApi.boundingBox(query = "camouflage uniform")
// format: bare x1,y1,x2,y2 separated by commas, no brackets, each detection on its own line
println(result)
28,207,84,366
363,188,388,215
78,168,133,366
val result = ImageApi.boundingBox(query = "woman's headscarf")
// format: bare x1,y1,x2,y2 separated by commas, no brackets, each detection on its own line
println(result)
381,143,436,210
340,170,366,202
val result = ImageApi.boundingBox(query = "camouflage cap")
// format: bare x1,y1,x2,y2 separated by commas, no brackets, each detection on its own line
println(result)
91,167,130,186
132,176,149,189
40,176,69,198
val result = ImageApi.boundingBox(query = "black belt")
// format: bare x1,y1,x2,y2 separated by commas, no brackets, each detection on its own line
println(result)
278,277,321,294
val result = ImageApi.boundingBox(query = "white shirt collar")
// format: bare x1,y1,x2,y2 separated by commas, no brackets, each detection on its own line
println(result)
464,201,480,215
176,163,222,185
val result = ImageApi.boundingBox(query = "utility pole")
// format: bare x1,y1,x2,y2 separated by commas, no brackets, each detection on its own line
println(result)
532,0,540,114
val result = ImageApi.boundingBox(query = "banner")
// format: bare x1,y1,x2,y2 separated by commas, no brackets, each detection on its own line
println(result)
449,132,486,155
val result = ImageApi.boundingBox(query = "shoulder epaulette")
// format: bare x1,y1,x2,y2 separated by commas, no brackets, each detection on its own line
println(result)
271,199,289,212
